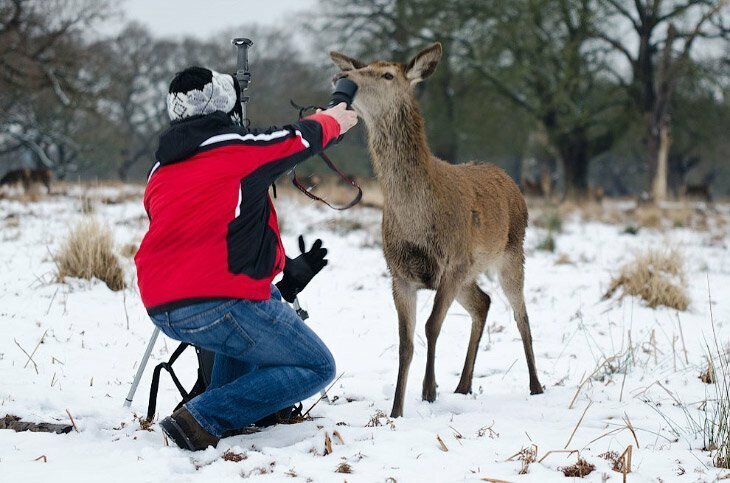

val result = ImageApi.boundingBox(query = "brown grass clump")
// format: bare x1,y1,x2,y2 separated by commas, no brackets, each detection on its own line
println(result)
560,457,595,477
222,449,247,462
604,248,689,311
335,462,352,473
508,445,538,474
633,205,663,229
700,358,715,384
598,451,625,472
55,219,125,291
667,207,694,228
366,410,395,429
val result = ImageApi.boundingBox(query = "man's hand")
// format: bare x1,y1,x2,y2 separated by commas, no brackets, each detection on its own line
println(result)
320,102,358,135
276,236,328,303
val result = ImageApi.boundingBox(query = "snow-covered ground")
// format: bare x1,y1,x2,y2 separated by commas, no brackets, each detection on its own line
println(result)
1,185,729,482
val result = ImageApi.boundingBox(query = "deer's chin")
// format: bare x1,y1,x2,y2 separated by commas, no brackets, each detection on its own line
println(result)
351,101,368,119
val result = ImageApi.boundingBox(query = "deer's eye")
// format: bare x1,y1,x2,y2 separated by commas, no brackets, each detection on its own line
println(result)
382,72,394,80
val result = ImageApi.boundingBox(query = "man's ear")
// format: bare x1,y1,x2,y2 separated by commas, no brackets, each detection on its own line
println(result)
329,51,366,71
405,43,442,84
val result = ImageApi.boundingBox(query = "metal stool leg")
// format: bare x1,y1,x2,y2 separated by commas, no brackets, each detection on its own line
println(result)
123,327,160,407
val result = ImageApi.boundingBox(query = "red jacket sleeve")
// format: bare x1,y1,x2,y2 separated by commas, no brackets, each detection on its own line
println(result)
198,113,341,178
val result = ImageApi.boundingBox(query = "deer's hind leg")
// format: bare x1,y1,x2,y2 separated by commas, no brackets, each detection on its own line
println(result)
454,281,490,394
499,249,543,395
391,276,417,418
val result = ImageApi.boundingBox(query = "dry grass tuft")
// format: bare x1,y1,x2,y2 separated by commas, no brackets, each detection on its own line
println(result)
598,451,625,472
366,409,395,429
633,205,663,228
55,219,125,291
700,357,716,384
335,462,352,473
604,248,689,310
560,457,595,477
222,449,247,462
508,445,537,474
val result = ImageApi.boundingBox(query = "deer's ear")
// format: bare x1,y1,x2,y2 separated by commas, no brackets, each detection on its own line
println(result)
405,43,442,84
329,51,365,71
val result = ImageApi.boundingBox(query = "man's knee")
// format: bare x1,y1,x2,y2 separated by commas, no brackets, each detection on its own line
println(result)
318,345,337,385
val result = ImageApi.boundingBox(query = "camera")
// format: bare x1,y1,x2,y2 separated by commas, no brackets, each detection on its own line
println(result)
327,78,358,109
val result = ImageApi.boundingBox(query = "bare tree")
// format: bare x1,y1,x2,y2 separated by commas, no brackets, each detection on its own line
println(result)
95,23,175,180
0,0,114,172
596,0,730,202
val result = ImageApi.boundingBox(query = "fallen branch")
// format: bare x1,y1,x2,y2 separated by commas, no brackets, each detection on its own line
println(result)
1,414,71,434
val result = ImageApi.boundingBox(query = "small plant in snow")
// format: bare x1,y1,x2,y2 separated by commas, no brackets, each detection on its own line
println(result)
54,218,125,291
604,248,688,310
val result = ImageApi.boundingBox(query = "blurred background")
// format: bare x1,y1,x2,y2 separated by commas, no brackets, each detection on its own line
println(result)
0,0,728,202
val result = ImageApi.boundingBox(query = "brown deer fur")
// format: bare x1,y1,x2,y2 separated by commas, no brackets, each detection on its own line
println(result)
330,43,543,418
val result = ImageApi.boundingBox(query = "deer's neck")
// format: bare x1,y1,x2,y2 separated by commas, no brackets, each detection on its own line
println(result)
365,100,434,201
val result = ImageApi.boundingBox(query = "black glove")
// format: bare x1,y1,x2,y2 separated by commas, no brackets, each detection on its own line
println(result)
276,236,328,303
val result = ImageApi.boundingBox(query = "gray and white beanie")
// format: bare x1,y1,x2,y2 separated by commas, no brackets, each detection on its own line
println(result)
166,66,242,124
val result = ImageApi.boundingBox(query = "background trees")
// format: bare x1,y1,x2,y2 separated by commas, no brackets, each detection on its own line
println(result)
0,0,728,201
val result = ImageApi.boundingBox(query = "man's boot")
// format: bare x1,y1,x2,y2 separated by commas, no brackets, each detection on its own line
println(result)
159,406,219,451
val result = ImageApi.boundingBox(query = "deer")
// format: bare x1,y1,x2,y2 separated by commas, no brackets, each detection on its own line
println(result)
330,43,543,418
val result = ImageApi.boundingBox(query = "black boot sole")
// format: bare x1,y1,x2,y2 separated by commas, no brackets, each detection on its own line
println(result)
159,416,196,451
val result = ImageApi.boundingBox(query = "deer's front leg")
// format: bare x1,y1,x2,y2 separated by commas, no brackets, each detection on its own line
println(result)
422,277,460,403
391,277,417,418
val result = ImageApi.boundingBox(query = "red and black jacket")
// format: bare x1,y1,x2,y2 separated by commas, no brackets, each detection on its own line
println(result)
134,111,340,314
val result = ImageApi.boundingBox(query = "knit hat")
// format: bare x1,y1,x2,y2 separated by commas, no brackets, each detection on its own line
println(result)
167,66,242,124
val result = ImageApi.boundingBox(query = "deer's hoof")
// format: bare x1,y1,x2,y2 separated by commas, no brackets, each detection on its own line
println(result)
422,386,437,402
530,383,544,395
454,384,471,395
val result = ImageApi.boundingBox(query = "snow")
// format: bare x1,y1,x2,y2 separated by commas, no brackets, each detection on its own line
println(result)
1,186,729,482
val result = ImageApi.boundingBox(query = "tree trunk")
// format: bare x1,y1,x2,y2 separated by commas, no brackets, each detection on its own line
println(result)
652,124,670,202
561,146,589,201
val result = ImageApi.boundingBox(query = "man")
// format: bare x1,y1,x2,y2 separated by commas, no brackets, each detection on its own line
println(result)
134,66,357,450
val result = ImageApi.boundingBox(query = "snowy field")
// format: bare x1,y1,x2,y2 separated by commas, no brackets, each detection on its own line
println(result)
1,184,730,482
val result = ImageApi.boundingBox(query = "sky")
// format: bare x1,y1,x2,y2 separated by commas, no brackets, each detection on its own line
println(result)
123,0,317,39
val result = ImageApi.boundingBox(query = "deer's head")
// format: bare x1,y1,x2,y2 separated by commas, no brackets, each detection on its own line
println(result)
329,43,442,123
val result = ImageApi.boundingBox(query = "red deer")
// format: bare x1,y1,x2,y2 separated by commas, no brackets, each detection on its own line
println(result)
330,43,543,417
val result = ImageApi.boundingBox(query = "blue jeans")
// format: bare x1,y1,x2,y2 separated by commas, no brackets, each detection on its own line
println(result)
150,285,336,437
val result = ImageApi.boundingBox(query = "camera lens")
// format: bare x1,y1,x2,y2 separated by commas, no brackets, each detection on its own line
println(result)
327,78,358,109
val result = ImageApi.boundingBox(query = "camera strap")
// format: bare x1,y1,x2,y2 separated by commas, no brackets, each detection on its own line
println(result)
289,100,362,210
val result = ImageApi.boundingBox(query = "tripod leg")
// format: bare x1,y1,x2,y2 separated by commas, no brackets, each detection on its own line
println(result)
123,327,161,407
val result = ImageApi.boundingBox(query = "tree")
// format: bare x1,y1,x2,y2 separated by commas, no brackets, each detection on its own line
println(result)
314,0,626,199
455,0,626,199
596,0,730,201
0,0,114,173
95,24,175,180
